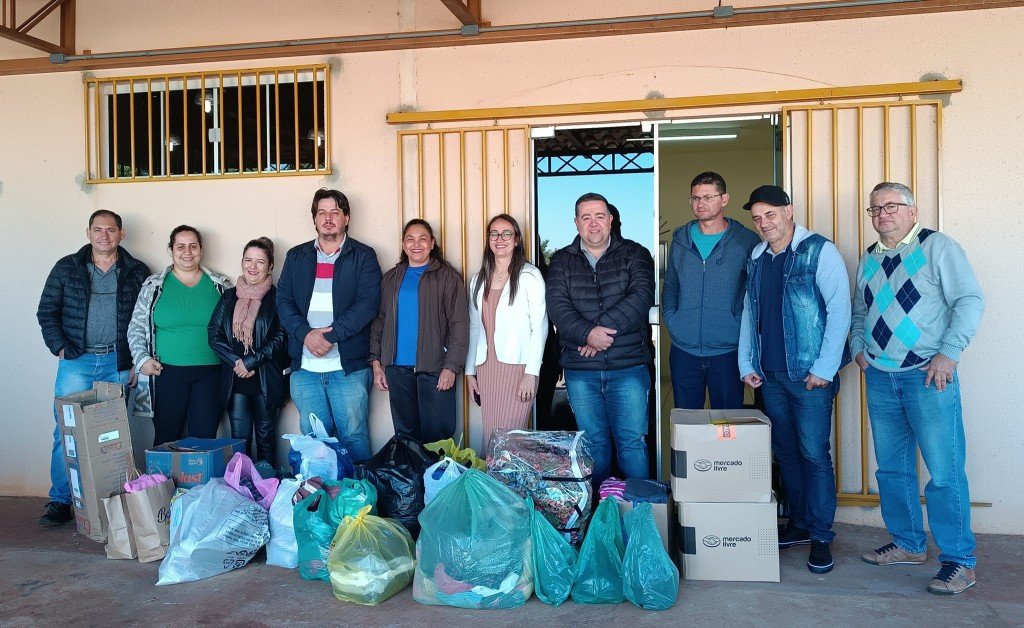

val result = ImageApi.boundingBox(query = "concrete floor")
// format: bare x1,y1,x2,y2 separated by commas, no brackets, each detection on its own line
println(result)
1,496,1021,627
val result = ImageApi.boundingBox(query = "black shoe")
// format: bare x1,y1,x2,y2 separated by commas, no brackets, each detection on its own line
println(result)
778,523,811,548
807,540,834,574
39,501,73,526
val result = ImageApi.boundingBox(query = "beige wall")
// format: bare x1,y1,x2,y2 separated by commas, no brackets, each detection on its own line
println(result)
2,5,1022,533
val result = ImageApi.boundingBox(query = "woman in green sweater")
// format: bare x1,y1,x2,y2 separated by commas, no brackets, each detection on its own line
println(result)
128,225,231,446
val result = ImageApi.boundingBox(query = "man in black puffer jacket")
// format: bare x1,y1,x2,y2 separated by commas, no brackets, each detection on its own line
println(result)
546,193,655,485
36,210,150,526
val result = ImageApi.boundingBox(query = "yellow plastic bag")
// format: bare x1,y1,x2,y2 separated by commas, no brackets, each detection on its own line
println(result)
327,505,415,605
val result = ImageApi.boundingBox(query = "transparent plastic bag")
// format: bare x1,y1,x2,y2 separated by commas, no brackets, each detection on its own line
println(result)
622,503,679,610
571,497,625,604
488,429,593,545
156,479,270,585
414,469,533,609
529,499,576,606
327,505,415,605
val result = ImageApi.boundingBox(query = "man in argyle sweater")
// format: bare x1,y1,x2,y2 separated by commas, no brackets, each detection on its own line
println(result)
852,182,984,596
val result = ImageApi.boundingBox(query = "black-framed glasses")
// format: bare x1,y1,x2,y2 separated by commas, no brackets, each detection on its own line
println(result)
488,229,514,241
689,193,723,205
865,202,909,216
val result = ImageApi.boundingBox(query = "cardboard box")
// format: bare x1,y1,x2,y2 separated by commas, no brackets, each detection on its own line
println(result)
55,382,135,543
618,500,673,556
670,408,772,503
145,437,246,488
676,499,779,582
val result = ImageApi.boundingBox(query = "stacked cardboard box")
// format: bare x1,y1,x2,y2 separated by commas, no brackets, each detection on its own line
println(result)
670,408,779,582
55,382,135,543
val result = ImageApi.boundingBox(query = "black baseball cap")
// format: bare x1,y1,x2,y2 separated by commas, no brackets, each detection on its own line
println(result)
743,185,791,210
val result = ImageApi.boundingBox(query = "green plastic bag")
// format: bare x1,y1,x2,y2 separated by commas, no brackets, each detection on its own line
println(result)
622,503,679,610
293,479,377,582
571,497,625,604
529,499,576,606
328,505,415,605
334,478,378,520
413,469,533,609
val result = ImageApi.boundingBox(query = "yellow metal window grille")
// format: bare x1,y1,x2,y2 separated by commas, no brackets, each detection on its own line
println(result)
397,125,532,448
83,64,331,183
783,99,984,508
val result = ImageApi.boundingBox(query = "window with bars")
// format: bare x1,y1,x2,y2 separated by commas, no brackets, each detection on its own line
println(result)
84,65,330,182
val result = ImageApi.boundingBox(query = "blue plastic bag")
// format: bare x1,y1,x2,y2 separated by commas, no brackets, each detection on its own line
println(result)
622,503,679,610
571,497,625,604
529,498,576,606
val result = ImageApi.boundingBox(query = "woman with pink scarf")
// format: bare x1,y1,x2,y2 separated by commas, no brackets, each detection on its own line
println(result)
208,237,288,462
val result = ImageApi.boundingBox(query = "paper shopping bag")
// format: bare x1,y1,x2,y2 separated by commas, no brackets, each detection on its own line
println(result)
101,493,137,560
125,476,174,562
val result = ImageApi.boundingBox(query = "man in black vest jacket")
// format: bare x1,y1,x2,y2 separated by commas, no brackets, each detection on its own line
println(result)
546,193,655,485
36,210,150,526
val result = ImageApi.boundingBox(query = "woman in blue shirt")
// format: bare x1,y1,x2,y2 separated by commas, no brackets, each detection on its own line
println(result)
369,219,468,443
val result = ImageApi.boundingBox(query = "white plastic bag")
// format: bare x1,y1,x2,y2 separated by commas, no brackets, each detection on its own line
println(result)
156,479,270,585
424,457,467,506
266,478,302,569
283,414,346,480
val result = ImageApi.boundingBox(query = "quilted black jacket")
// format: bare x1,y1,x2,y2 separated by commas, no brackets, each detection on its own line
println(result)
37,245,151,372
546,234,655,371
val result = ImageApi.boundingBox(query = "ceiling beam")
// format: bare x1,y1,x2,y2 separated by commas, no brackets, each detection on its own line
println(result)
0,23,62,54
59,0,73,52
16,0,64,33
439,0,480,26
0,0,1020,76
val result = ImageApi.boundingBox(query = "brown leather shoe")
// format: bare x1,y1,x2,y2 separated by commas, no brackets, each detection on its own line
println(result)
861,542,927,565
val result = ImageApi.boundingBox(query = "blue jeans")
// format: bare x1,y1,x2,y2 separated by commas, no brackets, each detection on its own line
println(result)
761,370,838,543
50,352,130,504
564,365,650,484
290,367,372,463
669,345,745,409
865,366,976,567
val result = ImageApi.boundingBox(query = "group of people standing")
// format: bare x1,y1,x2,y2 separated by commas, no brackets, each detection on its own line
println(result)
663,172,983,594
37,174,982,596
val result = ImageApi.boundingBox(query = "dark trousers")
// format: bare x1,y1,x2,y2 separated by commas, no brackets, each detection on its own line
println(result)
153,364,223,446
228,393,280,463
669,345,745,409
384,365,456,444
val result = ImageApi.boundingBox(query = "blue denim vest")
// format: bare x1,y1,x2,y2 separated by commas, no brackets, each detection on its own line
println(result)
745,232,851,381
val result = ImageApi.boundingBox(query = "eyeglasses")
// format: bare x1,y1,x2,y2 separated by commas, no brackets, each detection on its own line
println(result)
488,230,514,241
689,193,723,205
865,202,909,216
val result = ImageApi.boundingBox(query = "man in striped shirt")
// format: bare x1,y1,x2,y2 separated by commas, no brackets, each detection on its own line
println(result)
277,189,382,462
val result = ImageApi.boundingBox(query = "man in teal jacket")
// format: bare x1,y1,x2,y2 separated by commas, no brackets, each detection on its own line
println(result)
663,172,759,409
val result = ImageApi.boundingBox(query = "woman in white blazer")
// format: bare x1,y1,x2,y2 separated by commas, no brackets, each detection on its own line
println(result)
466,214,549,448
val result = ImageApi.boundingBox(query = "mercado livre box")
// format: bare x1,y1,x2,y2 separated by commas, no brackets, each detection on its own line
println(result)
145,437,245,488
676,498,780,582
670,408,772,503
55,382,135,543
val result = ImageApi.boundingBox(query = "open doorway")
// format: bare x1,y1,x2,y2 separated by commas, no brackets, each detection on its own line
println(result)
531,123,660,477
655,113,780,477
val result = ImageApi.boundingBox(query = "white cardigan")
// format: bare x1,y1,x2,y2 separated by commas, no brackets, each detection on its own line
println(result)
465,263,549,376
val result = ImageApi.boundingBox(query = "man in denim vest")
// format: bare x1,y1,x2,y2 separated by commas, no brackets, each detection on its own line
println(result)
738,185,851,574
